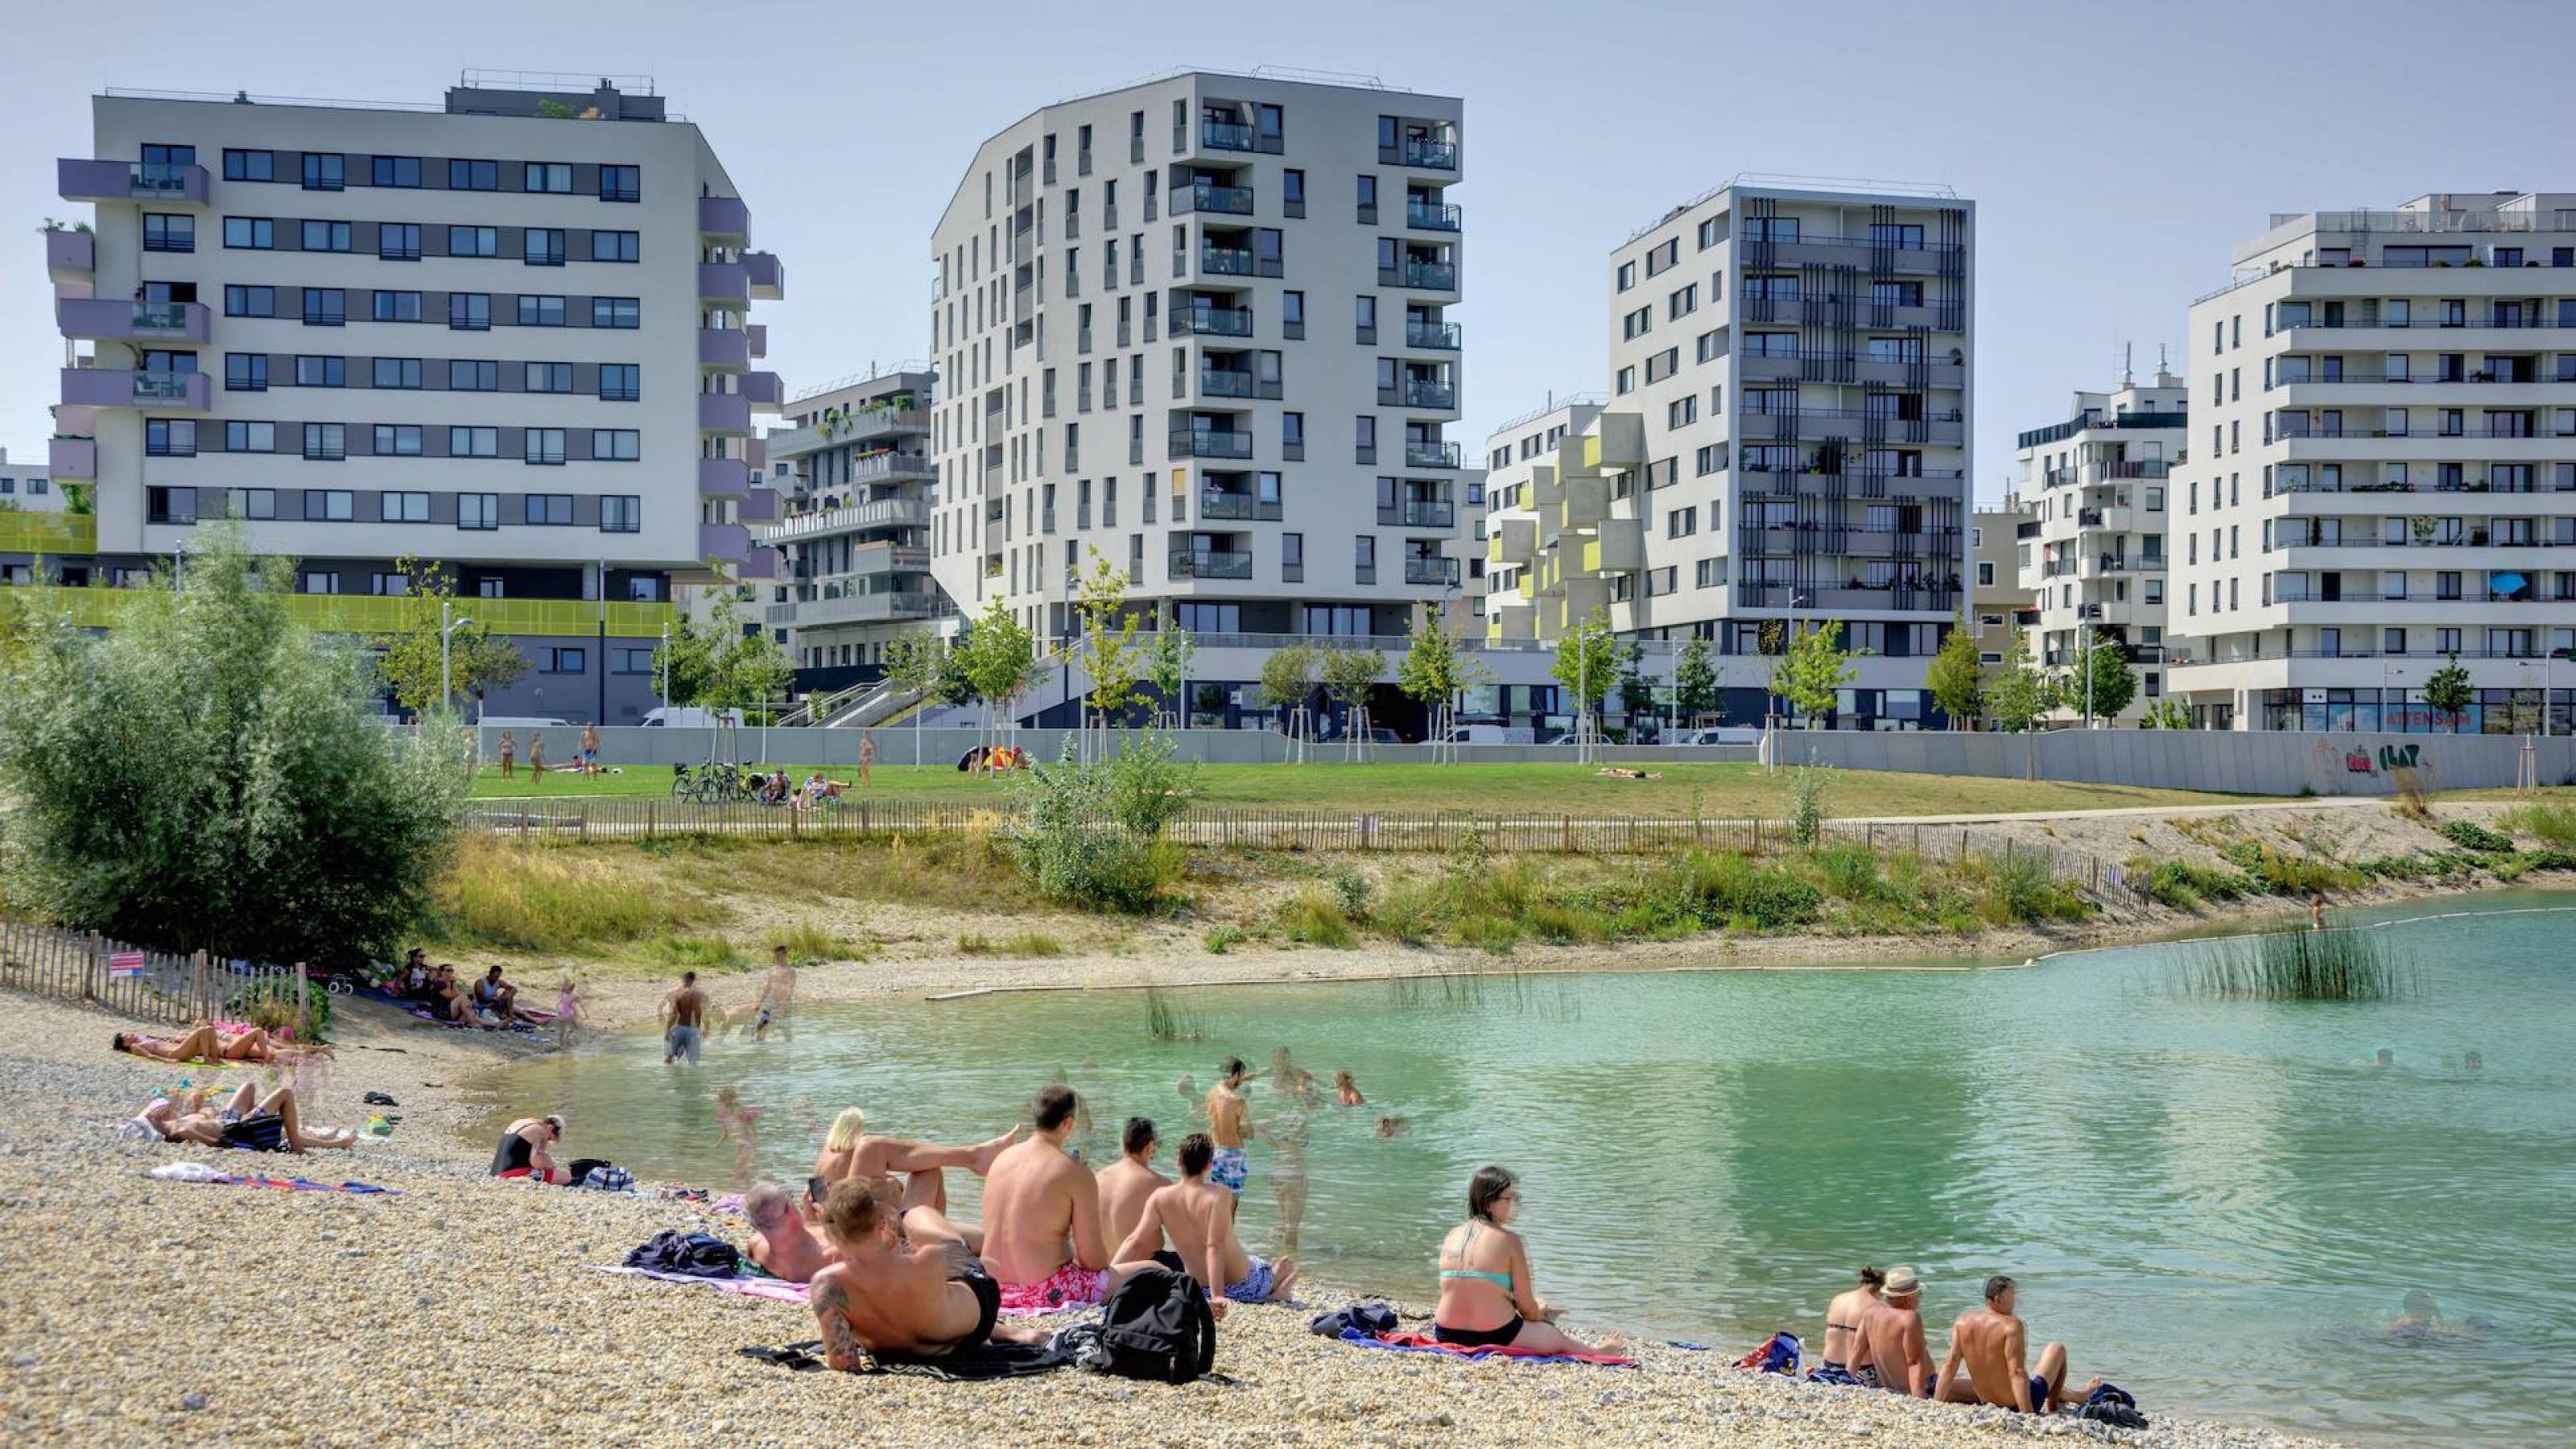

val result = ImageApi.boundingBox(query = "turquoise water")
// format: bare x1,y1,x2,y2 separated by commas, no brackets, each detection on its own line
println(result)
481,894,2576,1443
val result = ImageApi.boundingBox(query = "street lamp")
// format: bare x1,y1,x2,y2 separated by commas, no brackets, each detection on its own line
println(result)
440,602,474,714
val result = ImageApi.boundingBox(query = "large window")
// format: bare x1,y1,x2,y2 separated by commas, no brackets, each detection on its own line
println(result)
592,296,641,329
600,495,642,533
224,284,275,318
590,229,640,263
448,159,499,191
515,295,568,327
303,489,354,521
382,489,429,520
523,228,566,266
591,428,641,461
370,155,421,188
373,290,422,323
223,149,275,182
525,491,575,522
143,213,195,252
378,222,421,261
222,217,275,250
446,225,498,258
597,363,640,402
372,425,422,457
223,420,275,452
302,423,346,461
457,493,500,530
598,165,640,203
224,353,268,392
448,359,501,392
293,354,344,387
448,427,499,458
300,153,344,191
448,293,491,331
524,162,573,194
145,419,196,457
373,357,422,390
300,288,345,327
523,431,568,467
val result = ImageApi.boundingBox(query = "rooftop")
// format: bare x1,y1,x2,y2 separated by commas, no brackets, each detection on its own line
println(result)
1622,172,1962,246
101,70,683,122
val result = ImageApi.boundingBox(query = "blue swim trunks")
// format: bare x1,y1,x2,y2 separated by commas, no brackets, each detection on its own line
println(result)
666,1024,702,1064
1209,1146,1248,1195
1222,1254,1274,1304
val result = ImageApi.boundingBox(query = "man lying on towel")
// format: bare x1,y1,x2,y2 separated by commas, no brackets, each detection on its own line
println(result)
1110,1131,1300,1317
977,1084,1150,1312
809,1178,1052,1368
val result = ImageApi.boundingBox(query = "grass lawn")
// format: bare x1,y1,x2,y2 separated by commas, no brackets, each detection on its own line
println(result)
468,759,2259,819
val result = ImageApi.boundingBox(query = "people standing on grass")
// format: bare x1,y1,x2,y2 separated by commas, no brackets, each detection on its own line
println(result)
858,729,877,786
580,720,601,774
528,733,547,787
497,730,517,778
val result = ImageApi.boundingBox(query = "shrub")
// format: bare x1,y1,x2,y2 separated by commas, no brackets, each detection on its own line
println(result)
646,935,741,969
1327,866,1373,918
1788,763,1831,848
2496,801,2576,848
1979,849,2088,925
1201,925,1245,955
956,931,993,956
2217,838,2357,896
1816,843,1888,902
1663,849,1823,931
1008,739,1186,913
2135,857,2248,911
2438,819,2513,853
1276,885,1358,947
1368,877,1435,945
225,976,332,1042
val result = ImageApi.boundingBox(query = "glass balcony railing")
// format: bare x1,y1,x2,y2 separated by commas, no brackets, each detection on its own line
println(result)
132,162,196,194
1406,557,1460,585
1406,320,1462,349
1401,500,1455,528
1200,120,1255,151
1179,182,1254,215
1404,260,1457,290
1171,429,1253,459
1200,369,1258,398
134,370,196,402
1199,493,1263,520
1400,138,1457,169
1406,200,1462,230
1200,246,1257,276
1179,307,1254,337
1405,440,1462,469
1404,380,1456,410
1172,549,1254,580
134,301,192,332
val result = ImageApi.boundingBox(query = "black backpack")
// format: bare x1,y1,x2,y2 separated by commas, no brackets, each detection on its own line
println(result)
2073,1381,2149,1430
1084,1267,1216,1384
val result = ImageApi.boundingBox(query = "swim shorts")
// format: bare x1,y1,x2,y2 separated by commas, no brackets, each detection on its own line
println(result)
954,1262,1001,1344
666,1024,702,1064
2029,1373,2052,1413
1209,1146,1249,1195
218,1109,287,1153
995,1260,1111,1313
1223,1255,1275,1304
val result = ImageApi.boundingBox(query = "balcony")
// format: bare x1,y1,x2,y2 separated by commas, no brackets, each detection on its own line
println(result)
1402,379,1455,411
64,366,208,412
699,392,753,435
1170,428,1254,460
1174,181,1255,216
769,588,943,628
1382,500,1455,528
60,158,207,204
849,449,931,481
743,251,785,300
756,497,931,545
1170,548,1254,580
1405,200,1462,231
47,436,96,480
1406,557,1460,586
1175,306,1254,337
698,261,750,306
1199,245,1257,277
832,543,932,578
1405,320,1462,350
1200,369,1259,399
698,196,750,242
745,323,767,359
1405,440,1462,469
1198,492,1279,522
743,371,785,410
699,456,751,496
699,328,750,369
44,229,93,279
57,297,208,342
737,488,780,524
1383,260,1459,291
1200,119,1256,151
700,522,752,563
1382,138,1459,170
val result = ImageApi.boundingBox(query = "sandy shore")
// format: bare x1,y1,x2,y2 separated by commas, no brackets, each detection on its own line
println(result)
0,964,2372,1448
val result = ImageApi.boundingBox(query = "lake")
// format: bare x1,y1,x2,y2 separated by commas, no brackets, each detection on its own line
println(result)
479,892,2576,1443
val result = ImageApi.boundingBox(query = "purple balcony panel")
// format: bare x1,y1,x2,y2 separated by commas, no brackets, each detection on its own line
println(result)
699,392,752,435
699,328,750,369
698,195,750,240
697,262,749,306
743,371,783,407
699,521,751,562
59,157,207,204
745,323,767,359
741,486,781,523
49,436,97,479
742,250,784,300
745,437,768,471
45,229,94,275
62,366,209,411
735,547,778,581
697,455,749,496
59,297,208,342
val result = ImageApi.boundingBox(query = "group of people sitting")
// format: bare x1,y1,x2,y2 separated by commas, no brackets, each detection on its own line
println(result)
1808,1264,2099,1414
392,948,543,1030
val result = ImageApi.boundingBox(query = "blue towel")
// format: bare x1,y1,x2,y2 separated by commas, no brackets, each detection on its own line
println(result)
1309,1301,1400,1338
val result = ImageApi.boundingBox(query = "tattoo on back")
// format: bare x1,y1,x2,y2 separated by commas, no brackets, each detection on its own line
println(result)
812,1278,873,1373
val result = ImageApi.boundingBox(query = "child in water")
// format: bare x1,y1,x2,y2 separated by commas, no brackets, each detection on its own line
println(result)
554,978,585,1051
712,1086,763,1188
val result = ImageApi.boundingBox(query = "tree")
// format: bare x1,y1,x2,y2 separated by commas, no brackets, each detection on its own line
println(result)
713,628,793,720
369,555,526,716
963,595,1047,753
1615,638,1656,720
1924,611,1986,729
0,523,463,970
1990,627,2057,733
2139,697,2193,730
1143,615,1195,727
1674,636,1720,725
1551,609,1618,722
880,631,943,766
2424,654,2474,730
2066,630,2137,725
1395,602,1463,737
1257,642,1318,752
656,592,786,720
1319,644,1383,753
1772,620,1856,727
1067,548,1141,746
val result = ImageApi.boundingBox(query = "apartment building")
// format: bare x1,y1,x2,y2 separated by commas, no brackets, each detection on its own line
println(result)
926,71,1468,686
2008,369,2185,720
1970,500,2034,672
1504,180,1976,728
20,76,783,720
1480,396,1598,643
2170,191,2576,732
0,447,65,514
755,367,947,686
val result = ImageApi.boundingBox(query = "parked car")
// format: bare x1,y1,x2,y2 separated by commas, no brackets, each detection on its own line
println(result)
641,706,745,729
1368,727,1403,745
1675,726,1763,745
1444,724,1534,745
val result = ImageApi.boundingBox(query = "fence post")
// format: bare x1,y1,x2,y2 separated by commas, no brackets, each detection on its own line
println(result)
646,801,656,840
295,962,310,1041
580,806,590,843
192,950,208,1024
84,931,101,1004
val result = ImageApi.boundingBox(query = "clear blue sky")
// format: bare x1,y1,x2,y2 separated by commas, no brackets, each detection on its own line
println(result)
6,0,2569,502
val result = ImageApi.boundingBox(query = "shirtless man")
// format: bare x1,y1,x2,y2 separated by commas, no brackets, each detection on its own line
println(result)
663,971,707,1065
1934,1274,2096,1414
1848,1265,1933,1396
814,1107,1016,1228
754,945,795,1042
745,1183,837,1284
1111,1132,1300,1319
980,1084,1141,1313
1096,1117,1171,1249
1203,1057,1253,1218
809,1178,1050,1369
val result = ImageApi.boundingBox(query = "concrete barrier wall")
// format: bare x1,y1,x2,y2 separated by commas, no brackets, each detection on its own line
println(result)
1763,728,2575,798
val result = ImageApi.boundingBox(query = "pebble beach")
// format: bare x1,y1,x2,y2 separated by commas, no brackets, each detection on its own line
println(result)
0,986,2355,1449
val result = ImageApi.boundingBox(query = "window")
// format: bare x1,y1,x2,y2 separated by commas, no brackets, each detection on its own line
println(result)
590,229,640,263
299,570,339,595
522,228,567,266
291,219,349,253
601,495,642,533
378,221,421,260
1670,283,1697,320
1978,561,1996,588
448,427,498,458
543,647,587,674
1356,173,1377,220
448,159,499,191
1616,260,1637,291
224,216,275,250
592,296,641,329
1281,291,1304,332
372,290,422,322
1645,237,1678,276
373,425,423,457
373,357,421,390
224,353,268,392
524,162,573,194
1668,396,1696,428
447,225,499,259
516,295,568,327
1616,365,1636,394
223,420,275,452
1645,347,1679,384
370,155,421,188
1282,168,1306,212
382,489,429,520
1622,306,1652,340
526,492,575,522
1695,444,1725,475
145,419,197,457
224,284,275,318
221,488,275,521
302,423,346,461
1667,506,1697,538
612,646,654,674
223,149,275,182
370,572,411,597
303,489,353,521
1354,415,1377,460
523,431,568,467
448,293,490,330
591,428,641,461
457,492,499,530
597,363,640,402
1744,216,1800,242
143,213,195,252
301,289,345,327
300,153,344,191
598,165,640,203
294,354,345,387
449,359,501,391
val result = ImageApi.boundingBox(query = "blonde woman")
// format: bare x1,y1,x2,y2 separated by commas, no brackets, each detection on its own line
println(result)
813,1107,1019,1221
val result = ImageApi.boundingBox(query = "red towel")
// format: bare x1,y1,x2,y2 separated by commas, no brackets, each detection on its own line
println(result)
1372,1331,1636,1366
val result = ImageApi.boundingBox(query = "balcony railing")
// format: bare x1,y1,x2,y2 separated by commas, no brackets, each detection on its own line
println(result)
1170,429,1253,459
1384,138,1459,169
1406,558,1460,586
1385,260,1458,290
1200,246,1257,276
1198,493,1279,522
1176,182,1255,216
1385,501,1455,528
1405,200,1463,231
1171,549,1254,580
1200,119,1256,151
1405,320,1462,349
1200,369,1258,398
1176,306,1254,338
1403,380,1456,410
1406,440,1462,469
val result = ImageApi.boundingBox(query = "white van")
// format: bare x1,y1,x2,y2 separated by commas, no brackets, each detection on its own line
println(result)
640,707,743,729
1676,726,1764,746
477,715,569,729
1446,723,1534,745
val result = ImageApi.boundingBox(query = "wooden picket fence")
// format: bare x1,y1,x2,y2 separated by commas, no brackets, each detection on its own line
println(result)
0,918,312,1031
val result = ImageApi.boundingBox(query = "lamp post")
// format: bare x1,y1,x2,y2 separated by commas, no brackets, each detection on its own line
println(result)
440,604,474,713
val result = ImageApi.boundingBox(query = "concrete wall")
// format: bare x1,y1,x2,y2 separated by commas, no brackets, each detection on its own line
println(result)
1763,727,2576,798
472,724,1755,770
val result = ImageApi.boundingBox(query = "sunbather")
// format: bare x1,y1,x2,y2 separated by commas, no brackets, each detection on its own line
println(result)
113,1023,303,1065
1933,1274,2098,1414
491,1115,571,1183
1096,1117,1170,1249
746,1182,838,1284
1849,1265,1933,1395
1110,1132,1299,1319
810,1178,1052,1368
138,1082,354,1154
814,1106,1017,1220
981,1084,1143,1312
1431,1166,1624,1355
1814,1265,1889,1386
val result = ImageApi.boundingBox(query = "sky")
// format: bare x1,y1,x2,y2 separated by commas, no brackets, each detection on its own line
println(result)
5,0,2571,503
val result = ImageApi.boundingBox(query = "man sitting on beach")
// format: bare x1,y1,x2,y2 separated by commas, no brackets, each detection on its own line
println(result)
1096,1117,1170,1249
1205,1058,1254,1218
980,1084,1137,1312
1111,1132,1300,1318
1848,1265,1933,1395
810,1179,1051,1369
1933,1274,2098,1414
746,1183,838,1284
473,965,525,1023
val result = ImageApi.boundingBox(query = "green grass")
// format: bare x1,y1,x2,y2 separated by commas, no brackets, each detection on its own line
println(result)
956,931,1065,957
2498,799,2576,848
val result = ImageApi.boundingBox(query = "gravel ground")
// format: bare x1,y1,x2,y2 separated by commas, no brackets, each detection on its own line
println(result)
0,986,2359,1449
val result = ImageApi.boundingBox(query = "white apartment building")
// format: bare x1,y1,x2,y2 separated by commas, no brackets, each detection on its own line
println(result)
23,76,783,721
2172,191,2576,733
927,70,1469,724
755,367,947,685
2009,369,2186,720
1501,180,1977,728
0,447,64,516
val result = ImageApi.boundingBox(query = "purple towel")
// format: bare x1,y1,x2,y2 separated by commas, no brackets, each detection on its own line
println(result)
587,1265,810,1304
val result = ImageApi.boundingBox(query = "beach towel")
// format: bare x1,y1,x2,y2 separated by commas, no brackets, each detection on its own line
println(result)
1735,1331,1802,1376
1338,1330,1635,1368
145,1163,398,1195
737,1338,1074,1382
586,1265,811,1305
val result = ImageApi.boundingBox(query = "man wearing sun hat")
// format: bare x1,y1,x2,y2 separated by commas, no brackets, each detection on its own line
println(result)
1850,1265,1934,1397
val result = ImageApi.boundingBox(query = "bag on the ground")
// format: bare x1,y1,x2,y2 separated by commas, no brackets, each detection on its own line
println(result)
1308,1302,1398,1339
578,1165,634,1192
622,1229,740,1278
2073,1381,2148,1429
1074,1266,1216,1384
1734,1331,1802,1375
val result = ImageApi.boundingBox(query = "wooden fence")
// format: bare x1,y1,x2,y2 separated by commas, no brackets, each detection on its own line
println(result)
0,919,311,1030
466,800,2151,906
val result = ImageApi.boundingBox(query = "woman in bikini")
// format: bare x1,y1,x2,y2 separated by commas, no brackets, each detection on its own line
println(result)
1332,1071,1365,1107
114,1023,311,1065
1815,1265,1889,1385
1432,1166,1624,1355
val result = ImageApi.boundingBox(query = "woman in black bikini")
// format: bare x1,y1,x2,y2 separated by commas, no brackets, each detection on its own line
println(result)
1431,1166,1624,1356
1816,1265,1888,1385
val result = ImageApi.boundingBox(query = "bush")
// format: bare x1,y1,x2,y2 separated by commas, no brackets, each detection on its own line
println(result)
225,976,332,1042
1979,849,2088,924
2438,819,2514,853
1008,739,1187,913
1816,843,1888,902
0,526,464,968
2499,800,2576,848
1788,764,1831,848
1662,849,1823,930
2216,838,2357,896
1201,925,1245,955
1327,866,1373,918
2135,857,2248,911
1275,885,1358,947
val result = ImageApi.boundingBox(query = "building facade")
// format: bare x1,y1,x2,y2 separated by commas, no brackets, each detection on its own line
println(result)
2170,192,2576,732
1970,500,2034,676
2009,369,2185,721
22,77,783,720
927,72,1469,675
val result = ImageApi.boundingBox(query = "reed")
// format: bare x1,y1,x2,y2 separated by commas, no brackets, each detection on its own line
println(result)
1142,985,1207,1042
2181,927,2416,1002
